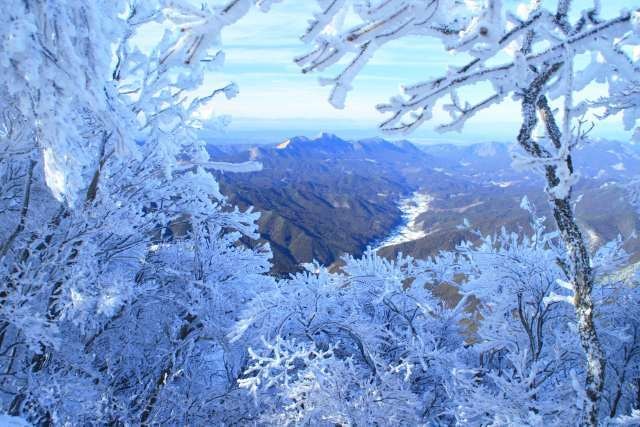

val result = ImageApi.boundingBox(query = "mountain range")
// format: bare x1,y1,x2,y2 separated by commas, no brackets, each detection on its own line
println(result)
209,134,640,275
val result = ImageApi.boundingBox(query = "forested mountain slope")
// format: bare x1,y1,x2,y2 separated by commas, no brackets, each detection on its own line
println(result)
211,136,640,275
212,133,457,274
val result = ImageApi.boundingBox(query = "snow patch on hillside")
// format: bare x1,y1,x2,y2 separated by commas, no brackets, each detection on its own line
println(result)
277,139,291,149
375,192,433,250
490,180,514,188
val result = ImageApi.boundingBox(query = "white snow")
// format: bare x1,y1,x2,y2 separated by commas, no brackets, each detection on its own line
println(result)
276,139,291,149
375,192,433,250
584,227,602,249
490,180,513,188
185,160,263,173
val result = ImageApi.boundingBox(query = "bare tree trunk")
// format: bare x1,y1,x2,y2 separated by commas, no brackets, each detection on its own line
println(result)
552,198,605,426
517,64,605,426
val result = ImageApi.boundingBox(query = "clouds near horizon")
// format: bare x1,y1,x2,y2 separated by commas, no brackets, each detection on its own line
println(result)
198,0,634,142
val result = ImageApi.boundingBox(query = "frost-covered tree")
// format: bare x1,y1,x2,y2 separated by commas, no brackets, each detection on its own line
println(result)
452,203,581,425
233,250,469,425
451,201,640,425
592,242,640,421
296,1,640,423
0,0,280,423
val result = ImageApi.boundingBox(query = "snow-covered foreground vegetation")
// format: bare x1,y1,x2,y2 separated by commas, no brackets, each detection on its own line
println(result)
1,0,640,425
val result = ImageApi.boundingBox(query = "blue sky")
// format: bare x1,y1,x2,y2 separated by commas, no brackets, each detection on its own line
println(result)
200,0,635,144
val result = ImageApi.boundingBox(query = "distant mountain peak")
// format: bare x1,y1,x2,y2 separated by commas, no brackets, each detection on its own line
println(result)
269,134,432,161
276,139,291,149
272,134,354,156
276,136,310,149
316,132,343,141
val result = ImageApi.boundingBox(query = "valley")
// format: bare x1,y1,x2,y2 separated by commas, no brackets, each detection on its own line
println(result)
373,192,433,250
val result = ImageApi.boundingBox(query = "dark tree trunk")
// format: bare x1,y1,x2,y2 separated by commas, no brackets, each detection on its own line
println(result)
516,63,606,426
